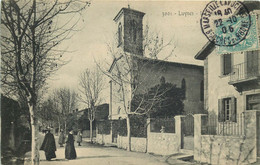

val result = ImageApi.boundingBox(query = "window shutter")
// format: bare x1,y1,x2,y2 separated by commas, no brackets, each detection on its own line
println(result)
218,99,224,122
223,54,231,75
231,97,237,122
220,55,224,75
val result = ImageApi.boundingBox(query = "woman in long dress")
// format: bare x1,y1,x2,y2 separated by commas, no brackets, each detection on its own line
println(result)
58,129,65,147
76,130,82,146
65,130,77,160
40,130,56,161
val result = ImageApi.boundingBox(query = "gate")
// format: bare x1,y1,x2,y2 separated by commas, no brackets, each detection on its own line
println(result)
182,114,194,150
111,120,118,143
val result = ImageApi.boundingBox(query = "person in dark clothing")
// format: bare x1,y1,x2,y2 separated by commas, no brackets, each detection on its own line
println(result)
40,130,56,161
65,130,77,160
58,129,65,147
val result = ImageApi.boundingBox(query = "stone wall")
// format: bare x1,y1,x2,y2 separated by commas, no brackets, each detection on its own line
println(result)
82,130,96,138
117,135,128,150
117,135,147,152
96,116,183,155
96,133,112,145
147,132,179,155
194,111,259,164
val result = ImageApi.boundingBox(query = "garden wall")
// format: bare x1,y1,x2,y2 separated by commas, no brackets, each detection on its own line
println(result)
194,111,259,164
117,135,147,152
147,132,179,155
82,130,96,138
96,133,112,145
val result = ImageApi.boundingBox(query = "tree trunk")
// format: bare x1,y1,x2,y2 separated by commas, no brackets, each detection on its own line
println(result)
126,115,131,151
28,103,40,165
65,122,67,134
58,122,61,135
58,117,61,135
90,120,93,143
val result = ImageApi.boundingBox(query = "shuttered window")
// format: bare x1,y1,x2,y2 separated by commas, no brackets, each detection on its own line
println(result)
222,53,232,75
246,93,260,110
218,97,237,122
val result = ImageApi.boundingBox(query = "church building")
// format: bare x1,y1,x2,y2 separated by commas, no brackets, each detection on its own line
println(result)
109,7,204,120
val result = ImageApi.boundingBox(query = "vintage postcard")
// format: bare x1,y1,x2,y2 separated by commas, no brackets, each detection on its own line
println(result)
1,0,260,165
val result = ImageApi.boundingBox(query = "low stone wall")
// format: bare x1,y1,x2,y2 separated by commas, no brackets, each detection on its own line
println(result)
194,111,259,164
117,136,128,150
147,132,179,155
117,135,147,153
96,133,112,145
199,135,245,164
82,130,96,138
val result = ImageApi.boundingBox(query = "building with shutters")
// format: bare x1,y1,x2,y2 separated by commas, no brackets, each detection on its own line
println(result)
109,7,204,121
194,2,260,163
195,20,260,122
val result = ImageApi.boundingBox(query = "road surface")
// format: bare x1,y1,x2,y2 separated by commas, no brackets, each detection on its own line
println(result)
24,133,192,165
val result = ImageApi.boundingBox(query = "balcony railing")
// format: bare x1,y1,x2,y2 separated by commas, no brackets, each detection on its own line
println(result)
230,58,260,83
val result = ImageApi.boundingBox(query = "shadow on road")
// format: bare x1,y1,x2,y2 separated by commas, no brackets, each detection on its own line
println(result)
76,155,117,159
41,159,69,162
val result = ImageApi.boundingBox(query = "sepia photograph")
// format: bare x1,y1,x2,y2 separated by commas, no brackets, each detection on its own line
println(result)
1,0,260,165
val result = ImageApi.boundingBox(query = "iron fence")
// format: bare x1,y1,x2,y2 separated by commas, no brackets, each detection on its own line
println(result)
150,118,175,133
202,113,245,136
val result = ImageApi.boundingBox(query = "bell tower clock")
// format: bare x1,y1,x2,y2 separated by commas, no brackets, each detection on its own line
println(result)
113,7,145,56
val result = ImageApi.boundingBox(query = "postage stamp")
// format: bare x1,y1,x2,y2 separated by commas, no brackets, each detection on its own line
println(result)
200,1,252,47
217,14,259,54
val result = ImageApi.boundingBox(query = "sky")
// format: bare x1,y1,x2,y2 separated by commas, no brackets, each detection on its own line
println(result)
47,1,210,109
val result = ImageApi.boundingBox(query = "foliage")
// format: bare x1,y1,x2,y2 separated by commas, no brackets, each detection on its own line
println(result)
118,119,127,136
66,113,78,132
97,120,111,135
130,115,147,137
133,77,184,118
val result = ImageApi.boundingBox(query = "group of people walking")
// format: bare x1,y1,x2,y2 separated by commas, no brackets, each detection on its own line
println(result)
40,129,83,161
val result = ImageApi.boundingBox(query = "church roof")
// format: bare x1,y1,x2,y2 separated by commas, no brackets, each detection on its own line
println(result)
109,54,203,73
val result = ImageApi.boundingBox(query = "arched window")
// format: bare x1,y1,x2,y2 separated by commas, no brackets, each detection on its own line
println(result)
181,78,186,99
200,80,204,101
118,23,122,46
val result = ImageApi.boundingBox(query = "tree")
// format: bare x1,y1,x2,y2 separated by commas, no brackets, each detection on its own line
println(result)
56,87,78,133
78,66,104,143
1,0,90,164
140,77,185,118
37,94,60,132
100,24,176,151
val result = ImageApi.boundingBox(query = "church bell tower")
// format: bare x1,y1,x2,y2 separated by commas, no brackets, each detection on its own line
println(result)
113,7,145,56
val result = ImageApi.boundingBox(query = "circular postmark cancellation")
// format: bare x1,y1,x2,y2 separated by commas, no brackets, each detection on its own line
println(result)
201,1,251,46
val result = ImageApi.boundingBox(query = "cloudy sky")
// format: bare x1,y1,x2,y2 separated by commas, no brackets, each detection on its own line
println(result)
47,1,210,108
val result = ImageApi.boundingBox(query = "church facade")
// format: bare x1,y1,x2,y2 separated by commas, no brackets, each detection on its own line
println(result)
109,7,204,120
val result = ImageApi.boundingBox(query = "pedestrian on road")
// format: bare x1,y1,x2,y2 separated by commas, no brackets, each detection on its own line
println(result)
58,129,65,147
40,129,56,161
76,130,82,146
65,130,77,160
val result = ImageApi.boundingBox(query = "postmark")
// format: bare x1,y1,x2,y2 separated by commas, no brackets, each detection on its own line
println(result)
200,1,251,47
217,14,259,54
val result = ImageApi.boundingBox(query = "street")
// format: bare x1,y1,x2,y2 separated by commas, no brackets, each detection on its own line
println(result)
21,133,190,165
